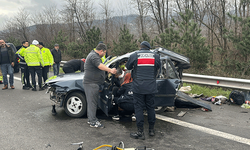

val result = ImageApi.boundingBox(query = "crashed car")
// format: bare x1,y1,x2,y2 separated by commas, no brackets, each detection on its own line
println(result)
45,48,190,118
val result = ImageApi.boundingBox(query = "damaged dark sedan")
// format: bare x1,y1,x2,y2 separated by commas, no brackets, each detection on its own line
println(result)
45,48,190,118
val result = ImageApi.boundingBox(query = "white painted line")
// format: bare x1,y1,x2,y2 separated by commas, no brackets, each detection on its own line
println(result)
156,114,250,146
14,76,21,81
10,75,38,86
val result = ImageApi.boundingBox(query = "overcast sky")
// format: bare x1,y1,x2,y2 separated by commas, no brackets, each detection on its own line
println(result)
0,0,134,30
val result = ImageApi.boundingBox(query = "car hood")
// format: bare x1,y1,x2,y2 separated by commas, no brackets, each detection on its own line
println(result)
45,72,84,84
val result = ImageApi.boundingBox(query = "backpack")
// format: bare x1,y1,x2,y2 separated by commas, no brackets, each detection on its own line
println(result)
229,90,245,105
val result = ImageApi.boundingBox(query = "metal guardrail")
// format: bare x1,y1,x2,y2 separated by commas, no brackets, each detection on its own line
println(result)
60,60,250,90
182,73,250,90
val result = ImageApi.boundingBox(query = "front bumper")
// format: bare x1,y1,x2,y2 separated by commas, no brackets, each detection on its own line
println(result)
47,86,67,107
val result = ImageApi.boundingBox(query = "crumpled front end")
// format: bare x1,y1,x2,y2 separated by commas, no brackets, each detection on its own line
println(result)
47,84,69,107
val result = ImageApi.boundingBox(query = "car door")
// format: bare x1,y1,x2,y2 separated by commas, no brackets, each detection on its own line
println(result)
154,57,180,107
98,58,120,116
98,83,113,116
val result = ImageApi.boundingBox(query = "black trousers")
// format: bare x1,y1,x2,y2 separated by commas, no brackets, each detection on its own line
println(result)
133,93,156,129
29,66,42,88
63,66,75,74
42,66,50,83
114,97,134,116
20,64,31,87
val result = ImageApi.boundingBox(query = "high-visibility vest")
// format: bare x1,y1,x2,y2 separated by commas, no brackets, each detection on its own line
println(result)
41,47,54,66
24,45,44,67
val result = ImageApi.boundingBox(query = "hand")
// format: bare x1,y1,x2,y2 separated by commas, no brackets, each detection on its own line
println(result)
110,68,117,74
11,62,14,67
53,62,55,64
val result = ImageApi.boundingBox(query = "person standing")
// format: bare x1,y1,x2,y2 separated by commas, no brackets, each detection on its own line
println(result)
24,40,44,91
83,43,116,128
51,44,61,75
63,58,85,74
16,41,32,90
39,42,53,83
0,39,15,90
126,41,160,140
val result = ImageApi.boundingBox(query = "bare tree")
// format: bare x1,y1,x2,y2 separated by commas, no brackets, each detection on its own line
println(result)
99,0,113,44
147,0,170,34
64,0,95,42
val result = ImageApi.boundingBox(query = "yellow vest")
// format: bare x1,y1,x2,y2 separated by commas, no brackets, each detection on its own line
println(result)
41,47,54,66
24,45,44,67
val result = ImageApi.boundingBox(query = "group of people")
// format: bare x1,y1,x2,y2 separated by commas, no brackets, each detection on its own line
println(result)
0,39,62,91
1,39,160,140
83,41,160,140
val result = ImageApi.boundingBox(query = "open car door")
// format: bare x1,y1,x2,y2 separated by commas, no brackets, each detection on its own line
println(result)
98,82,113,116
154,56,180,107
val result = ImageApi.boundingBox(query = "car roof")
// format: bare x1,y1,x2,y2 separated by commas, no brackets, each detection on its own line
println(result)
105,48,190,67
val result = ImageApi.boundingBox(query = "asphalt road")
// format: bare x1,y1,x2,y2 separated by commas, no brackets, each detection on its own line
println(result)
0,71,250,150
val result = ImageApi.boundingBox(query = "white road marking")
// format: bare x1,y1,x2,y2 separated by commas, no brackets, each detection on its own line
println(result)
12,75,38,85
156,114,250,146
14,76,21,81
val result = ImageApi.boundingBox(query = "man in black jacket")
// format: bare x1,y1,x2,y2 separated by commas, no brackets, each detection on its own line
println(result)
51,43,61,75
0,40,15,90
63,58,85,74
126,41,160,140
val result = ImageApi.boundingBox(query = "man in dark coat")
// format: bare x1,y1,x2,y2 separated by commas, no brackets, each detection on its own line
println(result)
0,40,16,90
51,43,61,75
126,41,160,140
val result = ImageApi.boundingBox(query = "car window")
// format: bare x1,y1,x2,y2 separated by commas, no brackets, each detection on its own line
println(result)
158,60,178,79
167,61,178,79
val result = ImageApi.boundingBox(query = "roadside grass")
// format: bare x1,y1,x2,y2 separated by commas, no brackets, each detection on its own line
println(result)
183,83,232,98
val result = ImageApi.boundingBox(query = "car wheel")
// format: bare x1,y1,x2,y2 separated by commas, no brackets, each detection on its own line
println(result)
155,106,166,113
64,92,87,118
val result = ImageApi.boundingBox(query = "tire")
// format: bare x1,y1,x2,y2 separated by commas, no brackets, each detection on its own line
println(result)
64,92,87,118
154,106,167,114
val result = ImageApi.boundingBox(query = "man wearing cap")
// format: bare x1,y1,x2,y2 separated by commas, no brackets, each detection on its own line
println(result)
23,40,44,91
126,41,160,140
16,41,32,90
0,39,15,90
63,58,85,74
51,44,61,75
39,42,54,84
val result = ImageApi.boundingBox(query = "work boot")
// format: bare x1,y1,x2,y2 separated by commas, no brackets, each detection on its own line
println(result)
10,85,15,89
149,129,155,136
39,87,45,91
52,105,57,116
32,87,37,91
130,128,145,140
23,86,30,90
2,85,8,90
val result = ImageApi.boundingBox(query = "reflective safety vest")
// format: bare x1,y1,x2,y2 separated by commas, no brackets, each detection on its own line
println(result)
101,55,106,63
16,46,26,65
41,47,54,66
23,45,44,67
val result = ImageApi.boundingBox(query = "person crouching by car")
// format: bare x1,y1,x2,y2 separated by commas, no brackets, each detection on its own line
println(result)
112,73,136,121
63,58,85,74
0,39,15,90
